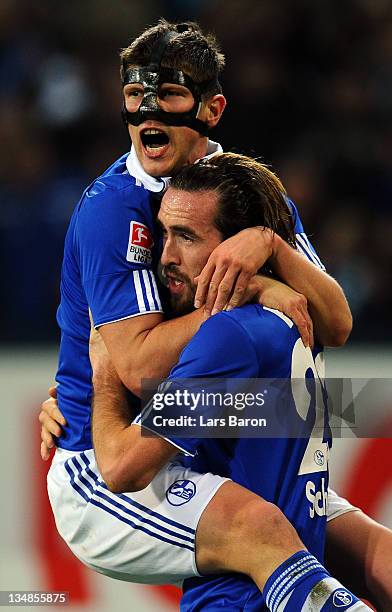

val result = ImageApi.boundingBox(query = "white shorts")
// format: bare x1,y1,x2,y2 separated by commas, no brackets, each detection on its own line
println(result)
327,487,359,522
47,448,228,586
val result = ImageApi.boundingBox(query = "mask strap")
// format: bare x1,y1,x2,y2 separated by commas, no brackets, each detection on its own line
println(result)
149,31,178,70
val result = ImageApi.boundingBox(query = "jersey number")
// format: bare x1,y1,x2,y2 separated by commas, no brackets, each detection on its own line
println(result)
290,339,329,476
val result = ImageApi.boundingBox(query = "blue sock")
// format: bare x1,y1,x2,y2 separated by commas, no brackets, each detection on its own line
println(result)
263,550,371,611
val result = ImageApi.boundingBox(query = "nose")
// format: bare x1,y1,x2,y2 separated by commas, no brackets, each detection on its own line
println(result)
161,235,180,267
140,91,160,114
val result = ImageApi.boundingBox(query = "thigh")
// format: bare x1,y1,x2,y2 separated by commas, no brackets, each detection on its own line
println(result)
47,448,228,585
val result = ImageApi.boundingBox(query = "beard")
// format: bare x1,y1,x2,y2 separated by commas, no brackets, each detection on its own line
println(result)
170,290,195,316
161,264,196,316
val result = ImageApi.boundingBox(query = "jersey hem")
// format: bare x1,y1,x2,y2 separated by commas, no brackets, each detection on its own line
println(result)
133,422,196,458
54,446,94,455
95,309,164,328
326,506,360,522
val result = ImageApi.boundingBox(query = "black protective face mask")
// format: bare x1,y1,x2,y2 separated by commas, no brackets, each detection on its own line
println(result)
121,30,221,136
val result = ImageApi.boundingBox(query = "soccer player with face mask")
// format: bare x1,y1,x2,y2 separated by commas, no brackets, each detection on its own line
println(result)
39,19,391,611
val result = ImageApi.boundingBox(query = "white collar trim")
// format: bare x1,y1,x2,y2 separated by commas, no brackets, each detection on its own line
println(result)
125,140,223,193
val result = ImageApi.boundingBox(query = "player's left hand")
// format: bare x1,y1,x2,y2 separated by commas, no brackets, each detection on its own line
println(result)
194,227,274,316
39,386,66,461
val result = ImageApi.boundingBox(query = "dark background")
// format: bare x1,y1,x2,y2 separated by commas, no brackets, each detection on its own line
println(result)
1,0,391,344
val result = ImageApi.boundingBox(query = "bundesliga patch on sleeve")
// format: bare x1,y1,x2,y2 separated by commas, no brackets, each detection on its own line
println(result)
127,221,154,265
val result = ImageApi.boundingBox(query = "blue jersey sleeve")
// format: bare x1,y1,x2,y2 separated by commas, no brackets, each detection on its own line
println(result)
75,183,163,327
135,312,260,456
286,197,325,270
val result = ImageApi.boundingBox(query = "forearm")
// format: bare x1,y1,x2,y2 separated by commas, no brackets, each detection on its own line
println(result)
134,309,206,375
270,235,352,346
92,362,178,492
99,307,206,396
91,364,135,485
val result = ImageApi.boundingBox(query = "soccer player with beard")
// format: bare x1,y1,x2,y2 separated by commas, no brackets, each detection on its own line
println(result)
39,18,391,612
89,153,375,610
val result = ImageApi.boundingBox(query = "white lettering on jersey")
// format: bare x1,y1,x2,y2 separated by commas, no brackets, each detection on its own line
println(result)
306,477,328,518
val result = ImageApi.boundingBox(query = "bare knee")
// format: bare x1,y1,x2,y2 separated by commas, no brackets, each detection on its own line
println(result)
196,483,303,580
233,499,300,550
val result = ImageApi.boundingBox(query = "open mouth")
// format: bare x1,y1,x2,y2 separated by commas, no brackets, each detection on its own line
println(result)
140,128,170,156
166,273,186,294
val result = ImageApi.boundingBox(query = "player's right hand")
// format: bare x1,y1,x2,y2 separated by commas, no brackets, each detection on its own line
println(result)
39,386,67,461
194,227,274,316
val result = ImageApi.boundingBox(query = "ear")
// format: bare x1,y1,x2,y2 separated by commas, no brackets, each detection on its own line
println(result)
202,94,226,128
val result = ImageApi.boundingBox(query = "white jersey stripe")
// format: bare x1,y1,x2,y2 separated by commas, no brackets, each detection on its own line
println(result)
142,269,156,311
296,238,308,255
263,307,294,328
133,270,147,313
296,233,325,270
295,237,320,268
296,240,310,260
148,270,162,310
296,233,320,267
301,232,325,269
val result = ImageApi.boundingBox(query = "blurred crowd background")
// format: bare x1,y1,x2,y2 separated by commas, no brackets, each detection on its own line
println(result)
1,0,391,344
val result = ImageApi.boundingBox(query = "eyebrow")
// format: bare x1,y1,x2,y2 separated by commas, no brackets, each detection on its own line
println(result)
171,224,199,238
156,218,199,239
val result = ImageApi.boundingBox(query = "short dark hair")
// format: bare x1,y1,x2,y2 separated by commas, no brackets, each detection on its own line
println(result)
170,152,296,246
120,19,225,98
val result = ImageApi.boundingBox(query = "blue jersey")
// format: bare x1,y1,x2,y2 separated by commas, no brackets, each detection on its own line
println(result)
54,142,324,464
150,305,330,611
55,151,164,450
54,142,227,451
